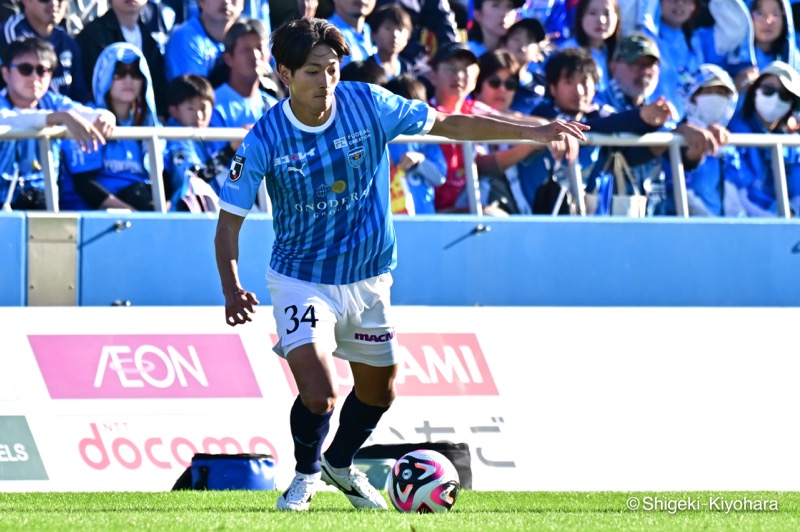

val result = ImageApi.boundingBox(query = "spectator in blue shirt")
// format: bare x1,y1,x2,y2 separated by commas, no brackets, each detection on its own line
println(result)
728,60,800,215
208,18,280,184
0,38,114,210
365,3,413,80
327,0,377,67
164,0,244,81
0,0,88,101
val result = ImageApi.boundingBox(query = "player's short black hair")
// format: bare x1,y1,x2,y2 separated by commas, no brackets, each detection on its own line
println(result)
270,17,351,74
166,74,215,108
1,37,58,71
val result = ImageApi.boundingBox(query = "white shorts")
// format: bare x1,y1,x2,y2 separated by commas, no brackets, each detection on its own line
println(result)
266,268,397,367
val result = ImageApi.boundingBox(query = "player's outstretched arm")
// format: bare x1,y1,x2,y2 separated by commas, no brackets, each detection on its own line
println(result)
429,112,589,144
215,210,260,327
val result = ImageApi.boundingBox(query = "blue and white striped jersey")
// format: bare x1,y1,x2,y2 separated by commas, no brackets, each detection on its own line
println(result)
219,81,436,285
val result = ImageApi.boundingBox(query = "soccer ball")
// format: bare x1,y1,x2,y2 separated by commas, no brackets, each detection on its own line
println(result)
388,449,460,513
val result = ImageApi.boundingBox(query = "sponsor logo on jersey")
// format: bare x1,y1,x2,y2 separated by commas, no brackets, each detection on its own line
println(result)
274,148,316,166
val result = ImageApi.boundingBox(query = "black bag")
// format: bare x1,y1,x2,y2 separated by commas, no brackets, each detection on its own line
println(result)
533,176,574,215
116,181,154,211
172,453,275,491
355,441,472,489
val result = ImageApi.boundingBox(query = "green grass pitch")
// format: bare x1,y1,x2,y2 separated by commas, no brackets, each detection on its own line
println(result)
2,491,800,531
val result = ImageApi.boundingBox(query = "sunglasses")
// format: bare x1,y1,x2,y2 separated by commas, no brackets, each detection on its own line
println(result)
10,62,53,77
113,62,144,80
486,76,518,91
759,84,792,102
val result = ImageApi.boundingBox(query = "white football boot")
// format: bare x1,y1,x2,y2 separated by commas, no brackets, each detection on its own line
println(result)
276,472,319,511
319,454,388,509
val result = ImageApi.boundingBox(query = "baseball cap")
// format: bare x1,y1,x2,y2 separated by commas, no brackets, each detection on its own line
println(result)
506,17,546,43
613,33,660,63
758,61,800,104
431,42,478,68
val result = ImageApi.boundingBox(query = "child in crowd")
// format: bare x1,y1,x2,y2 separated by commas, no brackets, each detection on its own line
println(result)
163,74,222,209
383,74,446,214
366,3,413,80
559,0,622,96
60,43,162,211
504,17,552,114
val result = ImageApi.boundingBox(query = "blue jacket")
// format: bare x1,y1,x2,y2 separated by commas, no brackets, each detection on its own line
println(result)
728,111,800,211
60,44,162,210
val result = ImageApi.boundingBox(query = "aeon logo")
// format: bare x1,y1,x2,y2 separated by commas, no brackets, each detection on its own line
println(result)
94,345,206,389
78,423,278,470
29,335,262,399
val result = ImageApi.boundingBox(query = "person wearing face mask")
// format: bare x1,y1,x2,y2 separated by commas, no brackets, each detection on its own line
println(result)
728,60,800,216
663,63,747,216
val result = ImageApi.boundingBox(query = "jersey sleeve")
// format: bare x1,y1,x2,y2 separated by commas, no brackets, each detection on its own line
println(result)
217,125,267,217
369,84,437,140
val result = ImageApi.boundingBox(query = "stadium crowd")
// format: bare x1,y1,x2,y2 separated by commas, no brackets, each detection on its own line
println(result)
0,0,799,216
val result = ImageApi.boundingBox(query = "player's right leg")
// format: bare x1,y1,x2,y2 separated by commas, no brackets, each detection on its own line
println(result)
268,269,340,511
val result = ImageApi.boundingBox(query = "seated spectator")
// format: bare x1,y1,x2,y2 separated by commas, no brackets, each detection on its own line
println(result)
0,0,89,101
669,63,744,216
207,18,280,178
0,38,114,210
163,74,225,204
366,3,413,80
523,47,670,212
373,0,459,75
327,0,377,67
728,60,800,215
503,16,549,111
384,73,446,214
76,0,170,119
426,42,497,212
467,0,524,57
60,43,162,211
558,0,622,96
469,48,545,214
164,0,244,81
749,0,800,71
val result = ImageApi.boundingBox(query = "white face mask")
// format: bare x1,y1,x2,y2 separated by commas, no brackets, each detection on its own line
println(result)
685,93,731,127
755,87,793,124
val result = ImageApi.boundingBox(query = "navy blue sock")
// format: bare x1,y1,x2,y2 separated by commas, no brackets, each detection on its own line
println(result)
324,390,389,469
290,395,332,474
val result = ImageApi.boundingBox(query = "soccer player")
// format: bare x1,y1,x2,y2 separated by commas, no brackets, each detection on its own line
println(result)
213,17,587,512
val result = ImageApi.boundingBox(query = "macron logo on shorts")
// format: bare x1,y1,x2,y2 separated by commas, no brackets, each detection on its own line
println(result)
354,331,395,343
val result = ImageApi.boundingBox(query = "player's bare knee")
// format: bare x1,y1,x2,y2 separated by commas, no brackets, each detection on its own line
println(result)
303,393,337,415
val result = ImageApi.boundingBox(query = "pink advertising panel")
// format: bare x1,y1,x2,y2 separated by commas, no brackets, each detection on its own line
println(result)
277,333,499,396
29,335,261,399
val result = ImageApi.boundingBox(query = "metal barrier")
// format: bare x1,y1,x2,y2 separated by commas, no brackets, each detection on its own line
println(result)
0,126,796,218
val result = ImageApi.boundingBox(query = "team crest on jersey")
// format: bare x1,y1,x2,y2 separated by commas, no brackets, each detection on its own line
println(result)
347,146,365,168
229,155,245,182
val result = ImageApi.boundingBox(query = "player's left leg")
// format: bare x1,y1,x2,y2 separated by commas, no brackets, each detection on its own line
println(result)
320,362,396,509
